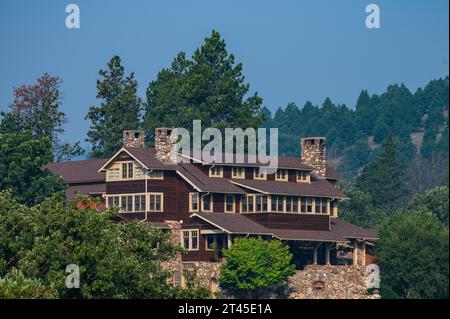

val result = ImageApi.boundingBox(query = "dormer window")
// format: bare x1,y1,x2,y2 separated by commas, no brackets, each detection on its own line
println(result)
209,166,223,178
122,163,133,179
231,167,245,179
253,168,267,180
275,169,288,181
296,170,310,183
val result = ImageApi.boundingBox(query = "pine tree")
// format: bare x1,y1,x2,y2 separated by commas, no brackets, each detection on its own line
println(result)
143,31,265,140
356,134,409,210
86,56,141,158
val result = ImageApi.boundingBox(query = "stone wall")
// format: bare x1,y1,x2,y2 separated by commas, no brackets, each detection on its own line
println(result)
300,137,326,177
123,130,145,147
287,265,380,299
155,128,178,163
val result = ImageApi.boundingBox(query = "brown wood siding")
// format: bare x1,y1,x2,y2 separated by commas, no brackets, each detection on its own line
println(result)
106,171,196,223
243,213,330,231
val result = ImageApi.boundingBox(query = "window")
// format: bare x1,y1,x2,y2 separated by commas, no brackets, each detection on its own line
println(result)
121,162,134,179
148,170,164,180
121,195,133,212
134,194,146,211
300,197,307,213
231,167,245,179
202,194,213,212
122,163,128,179
253,168,267,180
189,193,199,212
209,166,223,177
107,195,120,208
182,230,199,251
135,166,142,177
330,199,337,217
286,196,292,212
149,193,163,212
225,195,235,213
315,198,328,214
205,235,215,251
275,169,288,181
128,163,133,178
293,196,299,212
271,195,284,212
255,195,269,212
242,195,255,213
297,170,309,183
306,197,313,213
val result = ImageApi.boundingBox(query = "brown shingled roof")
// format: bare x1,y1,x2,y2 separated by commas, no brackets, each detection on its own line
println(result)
229,176,349,199
66,182,106,199
178,163,246,194
180,152,315,171
192,212,377,242
45,158,107,183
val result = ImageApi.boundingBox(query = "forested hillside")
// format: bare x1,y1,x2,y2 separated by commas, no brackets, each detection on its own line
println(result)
263,77,449,193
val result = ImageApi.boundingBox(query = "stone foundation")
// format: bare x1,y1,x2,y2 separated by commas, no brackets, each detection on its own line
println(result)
287,265,380,299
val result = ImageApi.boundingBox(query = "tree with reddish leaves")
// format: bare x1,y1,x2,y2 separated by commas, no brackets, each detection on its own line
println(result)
1,73,84,161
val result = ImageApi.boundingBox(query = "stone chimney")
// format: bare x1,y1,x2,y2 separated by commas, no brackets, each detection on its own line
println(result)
301,137,326,177
155,128,178,163
123,130,145,147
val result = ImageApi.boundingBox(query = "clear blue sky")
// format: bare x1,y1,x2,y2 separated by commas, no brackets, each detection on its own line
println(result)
0,0,448,150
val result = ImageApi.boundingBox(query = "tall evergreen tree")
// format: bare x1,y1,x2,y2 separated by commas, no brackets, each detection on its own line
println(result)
0,74,84,161
356,134,409,210
86,56,141,158
143,31,265,140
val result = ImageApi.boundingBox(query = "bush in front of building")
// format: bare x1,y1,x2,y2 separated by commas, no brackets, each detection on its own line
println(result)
219,237,295,298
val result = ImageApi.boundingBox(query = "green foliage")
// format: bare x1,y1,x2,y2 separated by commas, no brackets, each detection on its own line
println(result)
376,210,449,299
408,186,449,226
0,131,66,205
0,269,55,299
219,238,295,297
356,135,409,210
86,55,142,158
0,192,208,298
338,185,386,228
264,77,449,191
143,31,265,141
0,73,85,161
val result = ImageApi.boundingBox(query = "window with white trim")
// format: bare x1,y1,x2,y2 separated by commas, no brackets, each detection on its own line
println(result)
253,167,267,180
231,167,245,179
107,195,120,208
121,195,133,212
224,195,235,213
202,194,213,212
296,170,309,183
275,169,288,181
241,194,255,213
209,166,223,177
182,230,199,251
315,197,328,214
134,194,146,211
255,194,268,212
149,193,163,212
189,193,200,212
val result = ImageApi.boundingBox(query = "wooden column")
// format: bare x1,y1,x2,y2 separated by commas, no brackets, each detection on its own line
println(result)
362,241,366,266
325,244,331,265
313,242,321,265
353,240,358,266
227,234,232,248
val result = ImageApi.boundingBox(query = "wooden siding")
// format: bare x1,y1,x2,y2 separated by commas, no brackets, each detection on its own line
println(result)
243,213,330,231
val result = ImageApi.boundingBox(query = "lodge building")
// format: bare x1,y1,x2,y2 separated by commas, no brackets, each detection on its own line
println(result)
46,129,378,269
